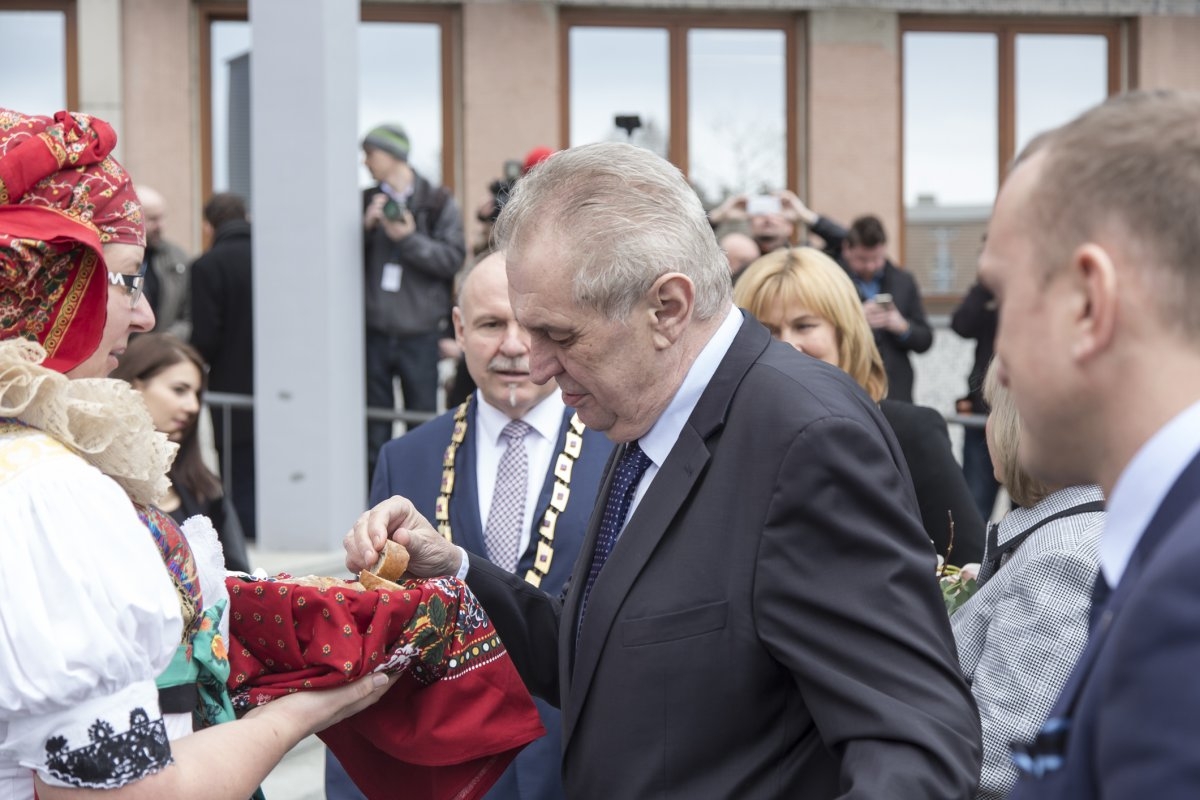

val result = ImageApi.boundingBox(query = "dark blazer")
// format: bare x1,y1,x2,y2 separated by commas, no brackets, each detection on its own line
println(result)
467,315,981,799
1010,450,1200,800
371,398,613,800
881,398,986,565
189,220,254,447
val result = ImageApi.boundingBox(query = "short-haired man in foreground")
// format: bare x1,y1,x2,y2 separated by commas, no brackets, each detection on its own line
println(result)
982,90,1200,798
346,142,981,798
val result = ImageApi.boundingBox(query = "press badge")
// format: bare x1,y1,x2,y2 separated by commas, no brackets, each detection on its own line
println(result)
381,263,402,292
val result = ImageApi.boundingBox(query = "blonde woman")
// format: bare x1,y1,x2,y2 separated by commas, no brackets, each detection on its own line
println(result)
734,247,985,564
950,359,1104,798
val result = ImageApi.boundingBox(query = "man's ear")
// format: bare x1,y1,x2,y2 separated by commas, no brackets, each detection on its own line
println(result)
646,272,695,349
452,306,466,348
1070,242,1118,363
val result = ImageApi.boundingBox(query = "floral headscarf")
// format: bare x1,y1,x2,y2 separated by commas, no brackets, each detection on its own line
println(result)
0,108,144,373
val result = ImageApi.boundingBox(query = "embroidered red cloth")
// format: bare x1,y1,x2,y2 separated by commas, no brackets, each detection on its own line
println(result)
225,574,544,800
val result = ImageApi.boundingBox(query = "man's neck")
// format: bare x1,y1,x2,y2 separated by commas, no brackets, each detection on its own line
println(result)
383,164,413,195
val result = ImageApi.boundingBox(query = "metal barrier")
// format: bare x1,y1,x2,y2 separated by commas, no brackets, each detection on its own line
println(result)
203,391,436,495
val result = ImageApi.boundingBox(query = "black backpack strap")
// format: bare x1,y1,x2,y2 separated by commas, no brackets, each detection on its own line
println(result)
985,500,1105,576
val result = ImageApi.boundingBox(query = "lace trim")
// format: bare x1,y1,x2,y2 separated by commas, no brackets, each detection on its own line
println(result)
0,339,175,505
44,708,172,789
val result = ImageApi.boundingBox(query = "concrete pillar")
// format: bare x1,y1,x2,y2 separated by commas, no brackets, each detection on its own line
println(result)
249,0,364,550
1137,16,1200,92
461,2,559,243
121,0,195,252
807,9,901,238
76,0,124,151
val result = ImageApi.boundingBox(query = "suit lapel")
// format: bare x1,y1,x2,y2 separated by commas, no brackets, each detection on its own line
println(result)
1042,448,1200,726
561,313,770,744
450,404,487,556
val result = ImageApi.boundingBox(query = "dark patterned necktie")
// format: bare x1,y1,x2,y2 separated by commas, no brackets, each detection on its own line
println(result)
578,441,653,629
1087,570,1111,634
484,419,531,572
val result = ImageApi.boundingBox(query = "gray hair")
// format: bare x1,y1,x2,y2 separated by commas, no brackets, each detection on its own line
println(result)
493,142,731,320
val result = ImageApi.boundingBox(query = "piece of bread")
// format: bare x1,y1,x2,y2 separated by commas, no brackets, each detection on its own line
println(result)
358,540,410,592
369,540,410,581
359,570,404,593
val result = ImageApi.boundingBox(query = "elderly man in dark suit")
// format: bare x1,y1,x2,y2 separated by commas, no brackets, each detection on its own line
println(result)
981,90,1200,799
327,250,612,800
345,141,981,798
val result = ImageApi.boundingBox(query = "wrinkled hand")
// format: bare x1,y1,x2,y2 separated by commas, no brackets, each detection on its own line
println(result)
863,301,909,335
246,672,399,736
344,496,462,577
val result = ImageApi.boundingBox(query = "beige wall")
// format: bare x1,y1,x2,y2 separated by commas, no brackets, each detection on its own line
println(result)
461,2,560,254
1138,15,1200,92
121,0,199,254
806,9,901,245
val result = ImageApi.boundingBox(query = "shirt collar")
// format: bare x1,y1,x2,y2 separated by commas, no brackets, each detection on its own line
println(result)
475,389,566,447
638,305,743,469
1102,398,1200,587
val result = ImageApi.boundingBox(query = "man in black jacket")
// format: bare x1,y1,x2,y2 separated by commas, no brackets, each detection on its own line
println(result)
361,123,466,478
190,192,256,538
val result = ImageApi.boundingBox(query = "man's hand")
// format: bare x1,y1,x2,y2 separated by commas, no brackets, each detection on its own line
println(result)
380,208,416,242
364,193,387,231
344,496,462,576
864,300,910,335
777,189,818,227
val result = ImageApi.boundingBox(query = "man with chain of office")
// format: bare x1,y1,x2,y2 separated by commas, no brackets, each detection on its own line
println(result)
326,250,612,800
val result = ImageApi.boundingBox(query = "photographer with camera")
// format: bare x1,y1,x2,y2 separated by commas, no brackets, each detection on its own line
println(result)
472,147,555,257
361,123,466,478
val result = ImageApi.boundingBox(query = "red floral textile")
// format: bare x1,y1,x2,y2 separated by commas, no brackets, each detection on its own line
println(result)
0,108,144,373
225,574,544,800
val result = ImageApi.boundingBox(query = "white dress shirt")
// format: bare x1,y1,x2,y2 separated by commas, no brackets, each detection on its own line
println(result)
474,389,567,559
1101,398,1200,587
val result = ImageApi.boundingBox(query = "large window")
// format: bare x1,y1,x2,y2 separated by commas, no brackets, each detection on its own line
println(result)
901,19,1119,302
0,1,75,113
200,4,456,205
563,12,797,208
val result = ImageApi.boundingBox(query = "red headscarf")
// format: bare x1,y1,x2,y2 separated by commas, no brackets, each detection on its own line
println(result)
0,108,144,373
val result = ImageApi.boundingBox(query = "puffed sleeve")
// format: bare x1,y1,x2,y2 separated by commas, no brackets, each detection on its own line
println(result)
0,433,181,789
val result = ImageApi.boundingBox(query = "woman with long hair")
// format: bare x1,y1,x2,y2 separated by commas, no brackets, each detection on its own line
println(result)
733,246,985,564
0,106,390,800
113,333,251,572
949,360,1104,799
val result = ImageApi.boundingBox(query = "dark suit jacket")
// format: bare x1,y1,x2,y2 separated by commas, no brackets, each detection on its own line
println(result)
467,314,981,799
189,220,253,447
881,399,985,565
1010,450,1200,800
371,399,613,800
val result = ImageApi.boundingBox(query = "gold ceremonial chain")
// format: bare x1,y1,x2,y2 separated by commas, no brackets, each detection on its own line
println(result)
435,395,586,588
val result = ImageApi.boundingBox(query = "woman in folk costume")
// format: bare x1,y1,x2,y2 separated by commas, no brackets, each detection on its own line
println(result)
0,107,391,800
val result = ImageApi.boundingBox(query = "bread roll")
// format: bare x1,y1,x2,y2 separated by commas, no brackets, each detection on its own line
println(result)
370,540,410,581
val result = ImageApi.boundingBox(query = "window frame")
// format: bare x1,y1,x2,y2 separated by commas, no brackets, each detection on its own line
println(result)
197,2,460,206
559,9,801,197
898,15,1125,307
0,0,78,110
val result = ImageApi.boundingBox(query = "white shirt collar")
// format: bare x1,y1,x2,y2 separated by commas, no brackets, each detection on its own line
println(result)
638,305,743,470
1101,398,1200,587
474,389,566,447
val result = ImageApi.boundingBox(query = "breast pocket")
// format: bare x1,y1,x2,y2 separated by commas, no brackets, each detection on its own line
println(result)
620,600,729,647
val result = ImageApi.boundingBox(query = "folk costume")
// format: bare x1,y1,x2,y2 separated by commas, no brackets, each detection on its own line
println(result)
0,108,232,798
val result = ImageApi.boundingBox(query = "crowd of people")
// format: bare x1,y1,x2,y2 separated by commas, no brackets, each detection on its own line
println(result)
4,88,1200,800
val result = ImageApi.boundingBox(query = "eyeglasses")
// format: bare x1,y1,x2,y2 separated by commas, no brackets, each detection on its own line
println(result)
107,262,148,309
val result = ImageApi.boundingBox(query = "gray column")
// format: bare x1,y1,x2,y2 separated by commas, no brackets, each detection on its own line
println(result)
250,0,364,550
